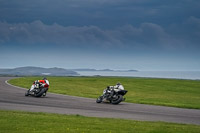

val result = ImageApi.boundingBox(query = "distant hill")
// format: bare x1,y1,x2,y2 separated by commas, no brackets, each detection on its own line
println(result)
127,70,138,72
70,68,97,71
0,66,79,76
71,68,138,72
70,68,114,71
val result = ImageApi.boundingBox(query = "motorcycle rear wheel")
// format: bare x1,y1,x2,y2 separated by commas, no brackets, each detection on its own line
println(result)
111,95,123,104
34,88,48,97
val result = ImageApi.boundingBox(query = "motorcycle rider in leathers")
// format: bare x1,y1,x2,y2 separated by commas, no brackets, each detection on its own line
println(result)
105,82,124,97
113,82,124,92
29,77,49,96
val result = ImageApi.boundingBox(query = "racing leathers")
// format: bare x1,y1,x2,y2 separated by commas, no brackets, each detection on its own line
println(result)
30,79,49,92
104,84,124,97
113,84,124,92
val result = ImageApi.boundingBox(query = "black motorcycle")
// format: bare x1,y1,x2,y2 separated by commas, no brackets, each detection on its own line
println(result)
25,81,48,97
96,87,127,104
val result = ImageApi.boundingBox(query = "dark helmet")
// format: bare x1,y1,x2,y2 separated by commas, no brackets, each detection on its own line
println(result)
116,82,121,85
43,77,47,80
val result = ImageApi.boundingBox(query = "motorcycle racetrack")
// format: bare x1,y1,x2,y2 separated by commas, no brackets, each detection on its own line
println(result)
0,77,200,125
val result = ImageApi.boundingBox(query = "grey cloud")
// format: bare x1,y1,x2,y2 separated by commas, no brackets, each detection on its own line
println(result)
185,16,200,35
108,23,179,50
1,0,199,28
168,16,200,47
0,18,199,50
0,20,121,47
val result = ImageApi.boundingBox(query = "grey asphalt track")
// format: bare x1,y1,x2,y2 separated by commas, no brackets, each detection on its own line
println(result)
0,77,200,125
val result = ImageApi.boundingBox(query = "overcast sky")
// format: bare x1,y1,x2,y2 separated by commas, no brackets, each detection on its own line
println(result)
0,0,200,71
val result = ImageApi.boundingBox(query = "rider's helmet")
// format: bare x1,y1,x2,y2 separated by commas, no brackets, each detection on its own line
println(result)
107,86,110,90
43,77,47,80
116,82,121,85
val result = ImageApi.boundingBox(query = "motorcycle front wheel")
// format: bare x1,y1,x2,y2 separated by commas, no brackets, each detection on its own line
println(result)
96,96,103,103
25,90,29,96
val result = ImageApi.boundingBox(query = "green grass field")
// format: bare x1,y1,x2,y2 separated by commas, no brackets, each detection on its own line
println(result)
8,76,200,109
1,110,200,133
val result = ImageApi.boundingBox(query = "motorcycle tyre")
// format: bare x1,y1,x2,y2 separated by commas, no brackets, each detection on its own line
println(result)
96,96,103,103
111,95,123,104
25,91,29,96
34,88,48,97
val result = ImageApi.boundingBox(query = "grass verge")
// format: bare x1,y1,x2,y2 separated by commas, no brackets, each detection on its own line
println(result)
0,110,200,133
8,76,200,109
